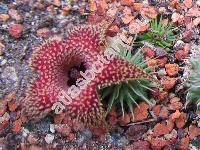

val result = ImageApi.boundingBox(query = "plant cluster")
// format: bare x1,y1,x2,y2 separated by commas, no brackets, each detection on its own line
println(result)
186,58,200,109
136,15,177,49
100,41,156,117
100,15,178,117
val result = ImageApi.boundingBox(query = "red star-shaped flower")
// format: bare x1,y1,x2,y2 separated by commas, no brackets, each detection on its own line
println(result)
21,22,157,124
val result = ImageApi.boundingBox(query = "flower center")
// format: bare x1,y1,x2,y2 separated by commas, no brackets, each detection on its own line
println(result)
67,62,87,86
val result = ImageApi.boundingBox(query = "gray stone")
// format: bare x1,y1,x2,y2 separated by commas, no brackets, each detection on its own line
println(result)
0,58,7,66
157,68,167,76
0,3,8,13
81,129,92,139
2,66,18,82
174,40,184,48
50,124,55,133
76,129,93,146
155,47,167,57
117,136,129,147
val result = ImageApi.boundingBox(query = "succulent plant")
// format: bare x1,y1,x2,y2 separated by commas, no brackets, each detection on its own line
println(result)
186,58,200,108
136,15,177,49
100,38,156,117
21,22,157,125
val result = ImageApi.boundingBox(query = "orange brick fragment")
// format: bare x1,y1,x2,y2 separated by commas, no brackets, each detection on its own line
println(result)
89,0,97,12
157,57,168,67
0,120,9,131
175,112,187,128
161,77,177,90
183,0,193,8
107,25,120,36
141,6,158,19
153,123,170,137
170,110,181,121
147,59,157,67
157,91,168,101
67,133,75,141
121,0,133,6
121,15,134,24
165,64,179,76
150,137,170,149
142,47,155,58
132,3,143,12
12,119,22,133
189,125,200,139
99,0,108,11
179,136,190,149
8,100,18,112
119,113,130,126
169,97,183,110
0,14,9,22
134,102,149,121
152,105,161,117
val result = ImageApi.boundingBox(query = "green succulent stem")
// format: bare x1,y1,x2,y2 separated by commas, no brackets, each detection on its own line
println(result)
100,41,156,116
136,15,177,49
186,58,200,109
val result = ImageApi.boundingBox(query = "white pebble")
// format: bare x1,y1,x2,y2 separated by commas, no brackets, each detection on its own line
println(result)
45,134,54,144
197,0,200,6
22,128,30,137
50,124,55,133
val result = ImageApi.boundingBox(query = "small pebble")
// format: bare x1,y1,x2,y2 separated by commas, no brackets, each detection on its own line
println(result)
8,24,23,39
54,124,71,136
0,112,9,123
81,129,92,139
168,54,176,63
9,111,17,121
45,134,54,144
0,43,5,55
0,100,7,116
8,9,22,21
117,136,129,146
0,14,9,22
158,7,166,13
155,47,167,57
50,124,55,133
197,0,200,6
37,27,50,37
27,134,39,144
174,40,184,49
67,133,75,141
2,66,18,82
193,17,200,26
175,50,188,61
161,77,177,90
172,12,180,23
0,3,8,13
22,128,30,137
0,58,7,66
157,68,167,76
12,119,22,133
182,30,192,43
183,0,193,8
